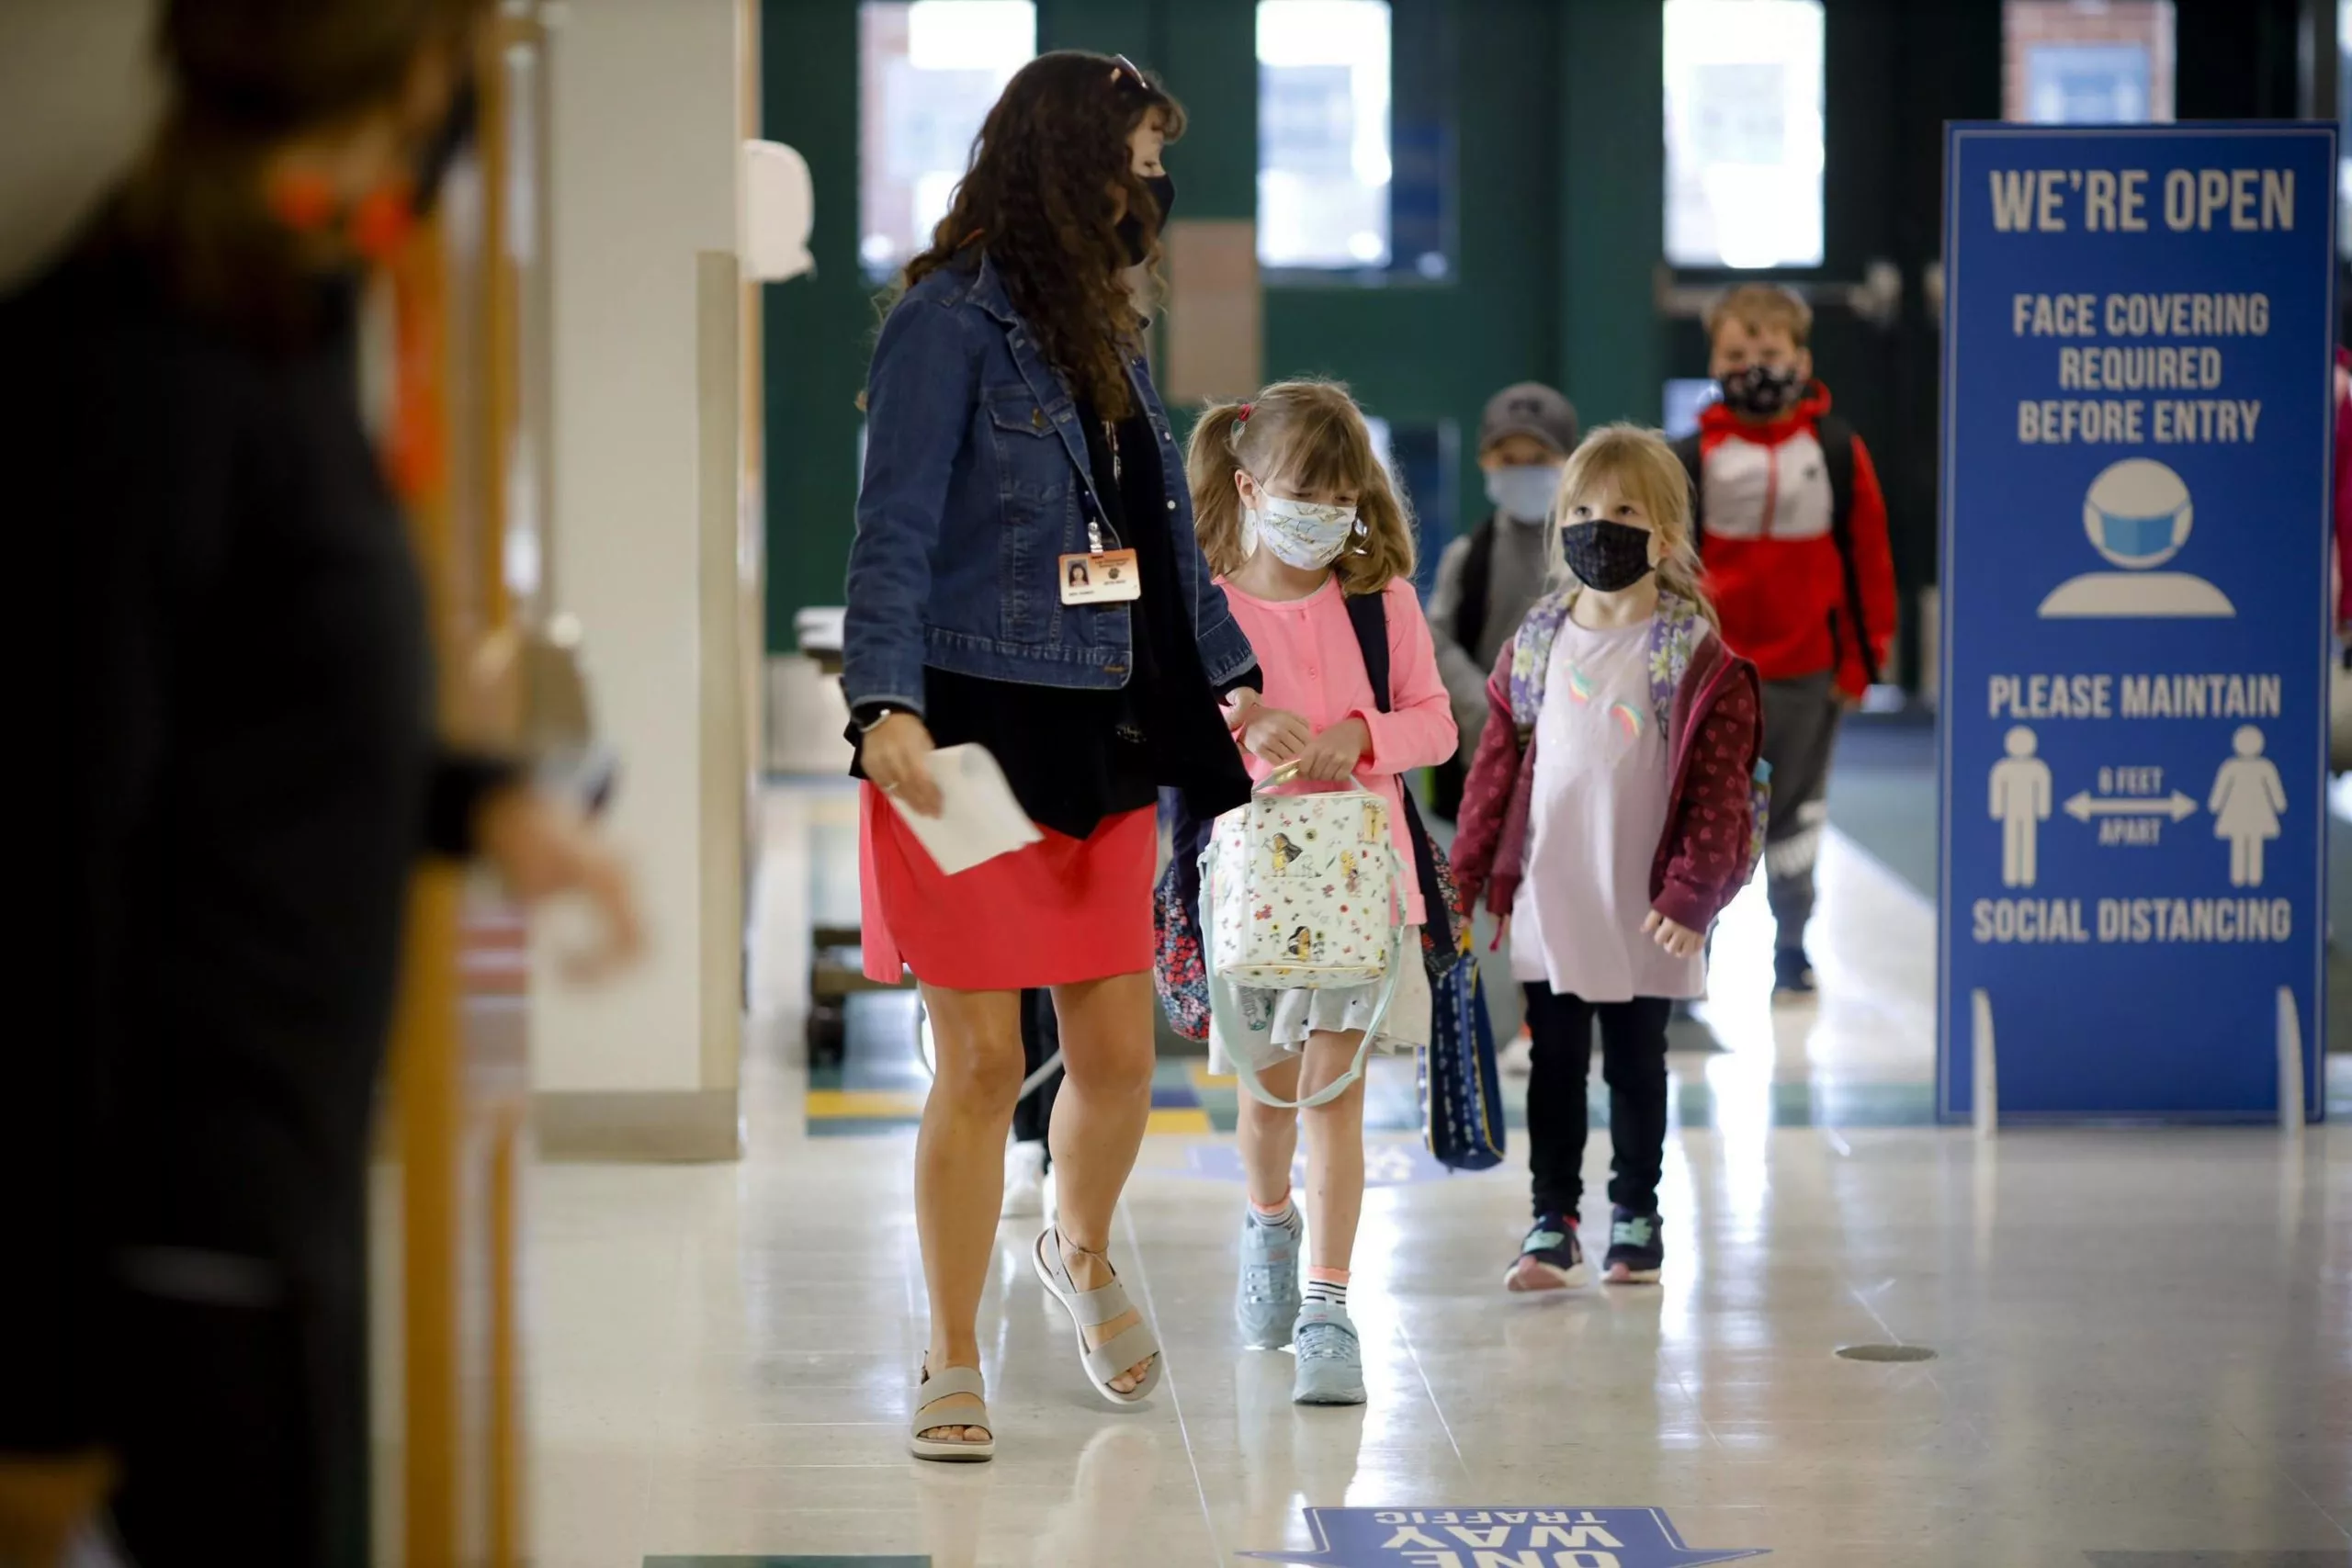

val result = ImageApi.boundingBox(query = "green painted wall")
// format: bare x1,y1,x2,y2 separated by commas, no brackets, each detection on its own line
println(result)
760,0,867,655
758,0,1671,650
757,0,2032,671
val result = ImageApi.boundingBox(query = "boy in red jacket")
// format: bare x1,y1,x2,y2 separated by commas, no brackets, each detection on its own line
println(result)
1672,285,1895,996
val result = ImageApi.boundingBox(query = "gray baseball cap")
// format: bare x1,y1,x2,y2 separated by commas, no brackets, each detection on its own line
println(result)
1477,382,1579,456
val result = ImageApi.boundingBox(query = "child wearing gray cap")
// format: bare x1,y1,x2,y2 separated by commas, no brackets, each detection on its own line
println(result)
1427,383,1580,820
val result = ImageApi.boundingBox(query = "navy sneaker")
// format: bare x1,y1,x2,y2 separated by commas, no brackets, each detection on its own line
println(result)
1504,1214,1586,1292
1603,1208,1665,1284
1772,948,1817,997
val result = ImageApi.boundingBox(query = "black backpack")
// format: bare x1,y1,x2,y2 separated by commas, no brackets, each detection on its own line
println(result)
1342,592,1468,972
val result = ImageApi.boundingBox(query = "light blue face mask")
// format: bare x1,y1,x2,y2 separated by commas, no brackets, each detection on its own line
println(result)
1485,464,1562,524
2096,509,2183,559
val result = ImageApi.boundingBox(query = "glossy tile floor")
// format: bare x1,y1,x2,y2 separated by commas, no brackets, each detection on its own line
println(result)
529,784,2352,1568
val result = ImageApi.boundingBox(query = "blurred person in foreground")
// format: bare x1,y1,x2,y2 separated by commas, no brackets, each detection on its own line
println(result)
0,1,640,1563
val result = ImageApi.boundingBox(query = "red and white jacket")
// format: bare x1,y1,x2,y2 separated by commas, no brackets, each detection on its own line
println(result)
1690,383,1896,698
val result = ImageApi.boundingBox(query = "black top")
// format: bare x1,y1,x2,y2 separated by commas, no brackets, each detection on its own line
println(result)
4,220,514,1451
854,396,1254,840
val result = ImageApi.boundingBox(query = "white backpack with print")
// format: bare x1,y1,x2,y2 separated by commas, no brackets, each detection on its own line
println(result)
1202,766,1407,1109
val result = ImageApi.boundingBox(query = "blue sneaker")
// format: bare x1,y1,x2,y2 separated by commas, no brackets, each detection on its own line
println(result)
1603,1208,1665,1284
1504,1214,1586,1292
1291,1299,1366,1405
1237,1208,1303,1348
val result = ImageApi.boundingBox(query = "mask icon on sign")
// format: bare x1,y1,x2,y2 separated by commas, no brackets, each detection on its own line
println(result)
2038,457,2233,619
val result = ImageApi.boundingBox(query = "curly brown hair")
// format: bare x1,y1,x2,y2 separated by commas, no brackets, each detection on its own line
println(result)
899,50,1184,419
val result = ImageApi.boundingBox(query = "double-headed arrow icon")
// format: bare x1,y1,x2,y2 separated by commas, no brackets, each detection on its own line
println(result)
2064,790,2198,823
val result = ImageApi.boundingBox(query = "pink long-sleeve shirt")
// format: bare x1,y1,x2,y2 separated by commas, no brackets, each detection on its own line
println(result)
1219,573,1459,926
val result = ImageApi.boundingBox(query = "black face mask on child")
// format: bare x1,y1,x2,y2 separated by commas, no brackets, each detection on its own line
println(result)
1560,520,1657,592
1717,362,1805,420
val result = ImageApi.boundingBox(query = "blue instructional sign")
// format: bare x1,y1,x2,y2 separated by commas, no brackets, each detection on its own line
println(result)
1239,1507,1764,1567
1939,123,2335,1122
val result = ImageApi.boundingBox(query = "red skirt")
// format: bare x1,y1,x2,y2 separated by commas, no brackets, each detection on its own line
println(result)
858,786,1156,989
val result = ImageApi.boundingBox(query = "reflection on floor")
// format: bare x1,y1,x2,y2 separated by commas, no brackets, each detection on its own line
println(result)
526,782,2352,1568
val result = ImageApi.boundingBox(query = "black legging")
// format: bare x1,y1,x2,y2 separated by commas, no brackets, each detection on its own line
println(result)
1011,987,1064,1160
1521,986,1672,1219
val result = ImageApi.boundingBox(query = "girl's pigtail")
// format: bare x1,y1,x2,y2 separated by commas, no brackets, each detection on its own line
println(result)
1186,400,1253,577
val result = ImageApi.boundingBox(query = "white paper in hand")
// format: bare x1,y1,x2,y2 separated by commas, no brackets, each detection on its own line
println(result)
887,744,1043,875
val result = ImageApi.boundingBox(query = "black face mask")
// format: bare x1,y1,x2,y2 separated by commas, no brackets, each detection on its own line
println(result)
1560,520,1656,592
1117,172,1177,265
1717,363,1805,421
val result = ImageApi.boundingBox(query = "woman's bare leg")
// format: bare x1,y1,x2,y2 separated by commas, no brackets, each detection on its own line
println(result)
1047,971,1159,1392
915,984,1024,1443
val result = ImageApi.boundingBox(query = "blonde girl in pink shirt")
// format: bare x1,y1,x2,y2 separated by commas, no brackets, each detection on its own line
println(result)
1183,379,1458,1405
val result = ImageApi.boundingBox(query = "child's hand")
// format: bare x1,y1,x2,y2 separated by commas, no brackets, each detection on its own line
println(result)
1642,910,1703,959
1239,704,1314,764
1295,718,1369,783
479,790,647,981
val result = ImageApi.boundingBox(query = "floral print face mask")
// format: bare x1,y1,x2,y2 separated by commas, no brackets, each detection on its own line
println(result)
1243,492,1363,570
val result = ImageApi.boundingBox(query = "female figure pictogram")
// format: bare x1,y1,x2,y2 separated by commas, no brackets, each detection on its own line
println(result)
2208,726,2288,887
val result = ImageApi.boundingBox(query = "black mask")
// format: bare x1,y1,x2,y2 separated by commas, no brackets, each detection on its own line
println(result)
1717,363,1805,421
1560,521,1656,592
1117,172,1177,265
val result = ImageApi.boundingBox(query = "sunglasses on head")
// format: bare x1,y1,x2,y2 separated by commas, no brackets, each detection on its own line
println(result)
1109,52,1148,92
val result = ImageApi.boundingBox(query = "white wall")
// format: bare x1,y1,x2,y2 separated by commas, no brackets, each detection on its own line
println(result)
0,0,157,288
537,0,742,1096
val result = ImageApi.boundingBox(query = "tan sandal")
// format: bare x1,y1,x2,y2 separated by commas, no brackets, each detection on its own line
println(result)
910,1363,994,1462
1031,1226,1163,1406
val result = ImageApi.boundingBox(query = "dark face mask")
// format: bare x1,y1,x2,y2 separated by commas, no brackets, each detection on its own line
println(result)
1117,171,1177,265
1717,362,1805,421
1560,520,1656,592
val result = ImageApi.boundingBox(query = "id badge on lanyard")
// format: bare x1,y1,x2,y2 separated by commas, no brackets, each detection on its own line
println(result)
1061,419,1141,605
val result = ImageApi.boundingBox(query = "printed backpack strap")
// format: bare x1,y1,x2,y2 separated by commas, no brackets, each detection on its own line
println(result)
1644,592,1704,733
1508,587,1577,735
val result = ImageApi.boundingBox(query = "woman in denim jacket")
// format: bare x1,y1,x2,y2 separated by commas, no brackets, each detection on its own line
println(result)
843,52,1260,1461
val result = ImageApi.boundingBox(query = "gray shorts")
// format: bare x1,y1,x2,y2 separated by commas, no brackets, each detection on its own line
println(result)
1210,927,1433,1073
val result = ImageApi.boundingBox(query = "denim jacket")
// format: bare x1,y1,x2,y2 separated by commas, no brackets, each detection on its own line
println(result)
842,256,1255,716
